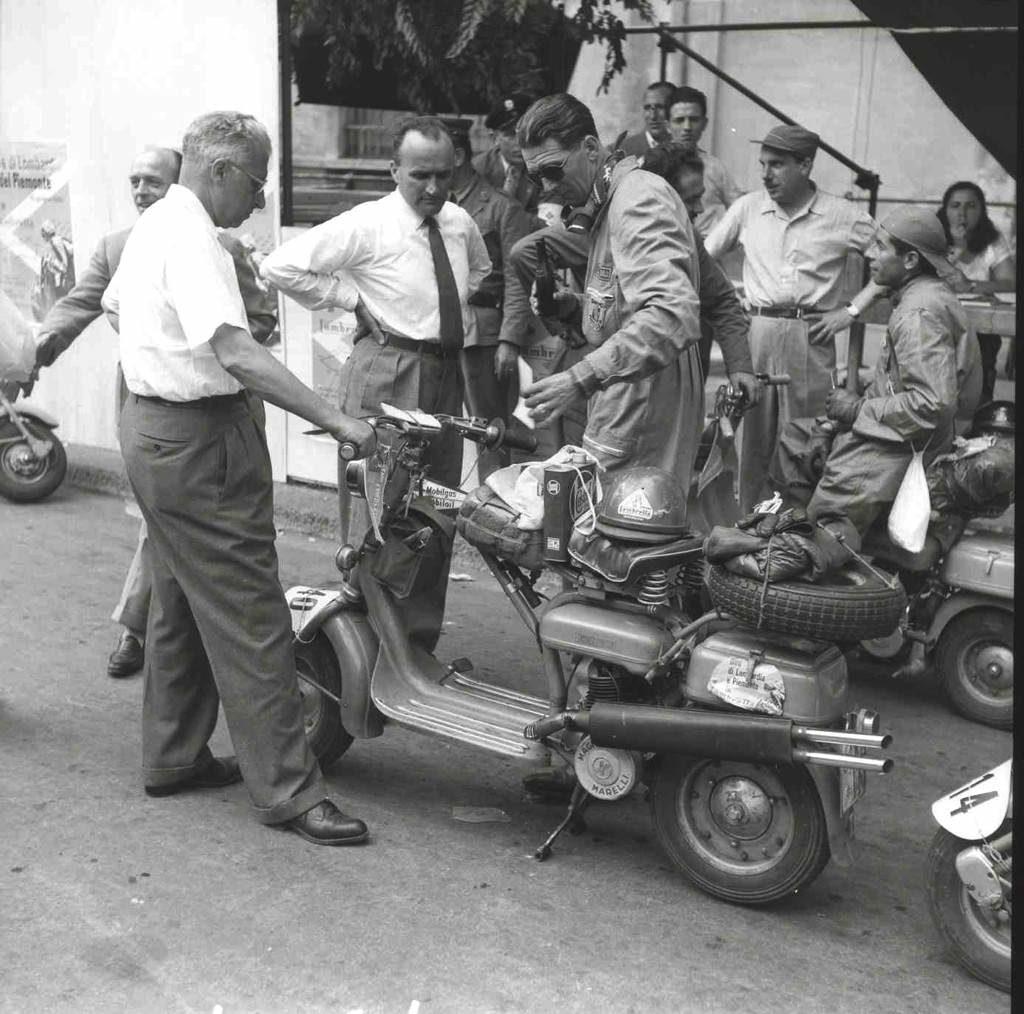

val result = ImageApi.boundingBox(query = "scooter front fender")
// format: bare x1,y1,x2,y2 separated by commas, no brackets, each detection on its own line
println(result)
932,759,1012,840
2,399,60,428
287,586,382,740
926,593,1014,646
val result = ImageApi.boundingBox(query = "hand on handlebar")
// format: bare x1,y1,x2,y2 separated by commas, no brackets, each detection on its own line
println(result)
328,413,376,460
727,371,760,407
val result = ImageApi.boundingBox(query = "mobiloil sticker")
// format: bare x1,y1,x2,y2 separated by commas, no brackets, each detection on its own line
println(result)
421,480,465,512
707,656,786,716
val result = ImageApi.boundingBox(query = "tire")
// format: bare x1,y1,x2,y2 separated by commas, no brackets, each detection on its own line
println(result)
0,419,67,502
706,562,906,641
927,824,1011,992
937,610,1013,730
649,755,830,905
293,633,353,768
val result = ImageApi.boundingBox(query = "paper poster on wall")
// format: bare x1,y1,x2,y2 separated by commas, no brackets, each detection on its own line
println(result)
0,143,74,332
310,308,359,407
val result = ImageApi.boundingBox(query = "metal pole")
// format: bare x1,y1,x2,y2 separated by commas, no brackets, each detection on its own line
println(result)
658,21,669,81
626,21,1016,36
278,0,294,227
846,178,880,392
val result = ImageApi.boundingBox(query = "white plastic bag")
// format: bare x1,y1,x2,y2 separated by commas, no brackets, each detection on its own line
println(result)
0,290,37,383
887,448,930,552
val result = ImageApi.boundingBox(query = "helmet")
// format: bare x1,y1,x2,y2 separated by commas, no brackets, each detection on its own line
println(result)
969,400,1015,437
595,466,688,544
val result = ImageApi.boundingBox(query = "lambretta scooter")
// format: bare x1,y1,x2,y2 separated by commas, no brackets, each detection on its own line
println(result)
287,393,894,905
927,760,1011,992
0,378,67,502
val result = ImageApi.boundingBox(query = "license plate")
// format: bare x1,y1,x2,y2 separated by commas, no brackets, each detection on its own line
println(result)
839,747,868,815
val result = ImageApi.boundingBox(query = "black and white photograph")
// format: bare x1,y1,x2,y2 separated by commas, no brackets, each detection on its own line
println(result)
0,1,1016,1011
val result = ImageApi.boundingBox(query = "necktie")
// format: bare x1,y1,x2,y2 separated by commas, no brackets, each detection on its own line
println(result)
424,216,464,351
502,164,521,200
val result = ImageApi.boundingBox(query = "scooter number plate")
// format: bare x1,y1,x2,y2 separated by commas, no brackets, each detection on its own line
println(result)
839,747,867,815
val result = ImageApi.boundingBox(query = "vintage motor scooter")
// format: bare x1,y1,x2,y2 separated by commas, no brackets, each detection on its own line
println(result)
0,378,67,502
287,393,894,906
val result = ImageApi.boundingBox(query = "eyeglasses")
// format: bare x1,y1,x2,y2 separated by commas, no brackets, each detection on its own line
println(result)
227,160,267,197
526,151,573,187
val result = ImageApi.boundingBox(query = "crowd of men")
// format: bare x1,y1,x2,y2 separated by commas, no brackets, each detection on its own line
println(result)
27,81,989,846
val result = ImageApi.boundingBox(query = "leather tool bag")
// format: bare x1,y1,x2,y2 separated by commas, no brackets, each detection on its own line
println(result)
456,484,546,571
371,502,454,599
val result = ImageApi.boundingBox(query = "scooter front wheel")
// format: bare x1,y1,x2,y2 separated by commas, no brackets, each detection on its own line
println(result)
0,419,67,502
927,824,1011,992
294,633,353,768
649,756,830,905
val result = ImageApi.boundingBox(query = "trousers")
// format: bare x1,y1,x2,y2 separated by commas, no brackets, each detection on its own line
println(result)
336,338,463,651
120,394,326,824
459,344,518,480
740,316,834,512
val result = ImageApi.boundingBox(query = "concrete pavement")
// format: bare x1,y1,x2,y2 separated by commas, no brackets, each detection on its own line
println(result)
0,487,1011,1014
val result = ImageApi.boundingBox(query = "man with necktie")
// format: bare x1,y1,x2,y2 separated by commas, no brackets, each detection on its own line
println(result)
261,116,491,650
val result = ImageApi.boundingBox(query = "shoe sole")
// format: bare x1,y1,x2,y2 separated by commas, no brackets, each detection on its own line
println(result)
144,774,243,797
286,824,369,847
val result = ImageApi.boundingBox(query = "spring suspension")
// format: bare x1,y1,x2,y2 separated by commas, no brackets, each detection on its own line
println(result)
638,569,671,607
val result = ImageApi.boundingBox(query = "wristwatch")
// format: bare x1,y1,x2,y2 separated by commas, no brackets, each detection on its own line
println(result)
845,303,860,319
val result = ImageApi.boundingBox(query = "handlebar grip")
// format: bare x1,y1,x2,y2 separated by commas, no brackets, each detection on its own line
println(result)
338,442,359,461
502,428,538,454
757,373,792,386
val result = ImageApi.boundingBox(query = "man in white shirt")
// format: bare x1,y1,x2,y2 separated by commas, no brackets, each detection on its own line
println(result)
261,116,491,651
106,110,374,847
704,124,875,511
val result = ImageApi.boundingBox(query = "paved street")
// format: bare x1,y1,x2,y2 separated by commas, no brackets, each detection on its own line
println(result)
1,486,1011,1014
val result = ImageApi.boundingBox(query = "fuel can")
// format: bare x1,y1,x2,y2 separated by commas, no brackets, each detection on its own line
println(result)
543,456,597,563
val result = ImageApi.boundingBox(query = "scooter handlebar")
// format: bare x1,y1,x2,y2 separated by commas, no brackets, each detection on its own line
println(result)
338,442,359,461
755,372,791,387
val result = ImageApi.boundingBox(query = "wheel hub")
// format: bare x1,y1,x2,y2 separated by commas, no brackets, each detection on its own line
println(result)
971,644,1013,692
709,776,774,840
3,442,47,480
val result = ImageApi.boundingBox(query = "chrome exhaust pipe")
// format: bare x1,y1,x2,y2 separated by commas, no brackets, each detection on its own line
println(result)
792,748,893,773
793,726,892,751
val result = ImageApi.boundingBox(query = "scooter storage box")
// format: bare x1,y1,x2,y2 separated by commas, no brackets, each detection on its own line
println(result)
685,628,847,724
940,529,1014,597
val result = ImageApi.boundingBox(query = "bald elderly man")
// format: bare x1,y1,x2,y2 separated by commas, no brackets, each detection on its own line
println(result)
32,146,276,679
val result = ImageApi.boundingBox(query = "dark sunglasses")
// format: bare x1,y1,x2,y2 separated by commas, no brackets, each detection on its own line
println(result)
526,151,572,187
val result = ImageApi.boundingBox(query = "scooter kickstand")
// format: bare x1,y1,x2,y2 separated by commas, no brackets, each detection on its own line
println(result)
533,784,591,862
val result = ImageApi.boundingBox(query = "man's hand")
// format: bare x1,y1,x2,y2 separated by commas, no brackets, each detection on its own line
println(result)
825,388,862,431
352,297,385,344
326,412,376,458
728,371,760,407
523,371,578,426
34,333,61,369
494,340,519,383
805,307,853,346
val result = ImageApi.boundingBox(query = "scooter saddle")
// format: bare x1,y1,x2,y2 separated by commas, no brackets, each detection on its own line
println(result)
861,522,941,573
568,528,704,584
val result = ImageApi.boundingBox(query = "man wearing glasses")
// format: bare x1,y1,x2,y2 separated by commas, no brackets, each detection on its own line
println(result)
618,81,675,157
516,94,703,489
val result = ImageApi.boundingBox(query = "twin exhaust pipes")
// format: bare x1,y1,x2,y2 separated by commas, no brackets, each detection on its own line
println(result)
525,704,893,774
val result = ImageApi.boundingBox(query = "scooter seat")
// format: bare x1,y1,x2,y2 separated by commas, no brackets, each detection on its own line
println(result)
568,528,705,584
861,522,941,573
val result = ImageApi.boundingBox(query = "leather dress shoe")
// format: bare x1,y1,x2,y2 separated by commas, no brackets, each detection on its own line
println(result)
286,801,368,846
145,756,243,797
108,631,144,678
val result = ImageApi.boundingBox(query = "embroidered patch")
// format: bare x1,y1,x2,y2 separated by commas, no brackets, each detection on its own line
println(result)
593,262,614,284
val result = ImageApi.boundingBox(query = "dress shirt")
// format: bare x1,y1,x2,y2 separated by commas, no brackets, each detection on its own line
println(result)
693,147,744,238
102,185,247,400
704,185,874,310
260,189,491,342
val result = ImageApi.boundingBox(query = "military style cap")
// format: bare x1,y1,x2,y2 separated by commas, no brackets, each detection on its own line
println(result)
437,116,474,141
878,205,951,275
753,124,820,158
484,94,532,132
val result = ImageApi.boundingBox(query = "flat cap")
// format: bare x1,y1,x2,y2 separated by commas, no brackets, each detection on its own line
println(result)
484,94,532,131
879,206,952,275
753,124,820,158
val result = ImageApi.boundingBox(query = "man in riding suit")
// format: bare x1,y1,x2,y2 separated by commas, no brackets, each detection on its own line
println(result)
771,207,965,569
516,94,703,493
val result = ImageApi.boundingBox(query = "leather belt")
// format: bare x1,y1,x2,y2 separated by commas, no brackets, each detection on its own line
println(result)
134,392,247,409
747,305,824,320
358,330,456,357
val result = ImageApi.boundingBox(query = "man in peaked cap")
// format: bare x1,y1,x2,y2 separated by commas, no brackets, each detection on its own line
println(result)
473,94,541,213
770,206,976,570
705,123,875,511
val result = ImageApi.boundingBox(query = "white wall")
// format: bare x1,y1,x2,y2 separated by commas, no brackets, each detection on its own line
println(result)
0,0,282,457
571,0,1015,233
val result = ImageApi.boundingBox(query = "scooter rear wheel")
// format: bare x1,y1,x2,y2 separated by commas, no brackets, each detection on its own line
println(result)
294,633,353,768
649,756,830,905
0,419,67,502
927,824,1011,992
937,609,1013,730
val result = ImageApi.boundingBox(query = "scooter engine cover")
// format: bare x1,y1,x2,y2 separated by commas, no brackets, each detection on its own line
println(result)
574,735,641,800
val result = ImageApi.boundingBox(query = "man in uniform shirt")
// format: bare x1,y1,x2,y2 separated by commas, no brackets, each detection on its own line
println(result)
261,116,490,650
105,111,374,846
771,208,963,568
667,86,744,239
31,145,276,681
446,119,542,478
704,124,874,511
618,81,675,156
473,95,540,214
515,94,703,488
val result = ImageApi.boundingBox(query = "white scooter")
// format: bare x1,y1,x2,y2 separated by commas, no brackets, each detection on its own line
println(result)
927,760,1012,992
0,379,67,502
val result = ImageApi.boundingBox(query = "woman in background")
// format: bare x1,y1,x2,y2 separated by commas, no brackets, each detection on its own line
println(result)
938,181,1015,404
